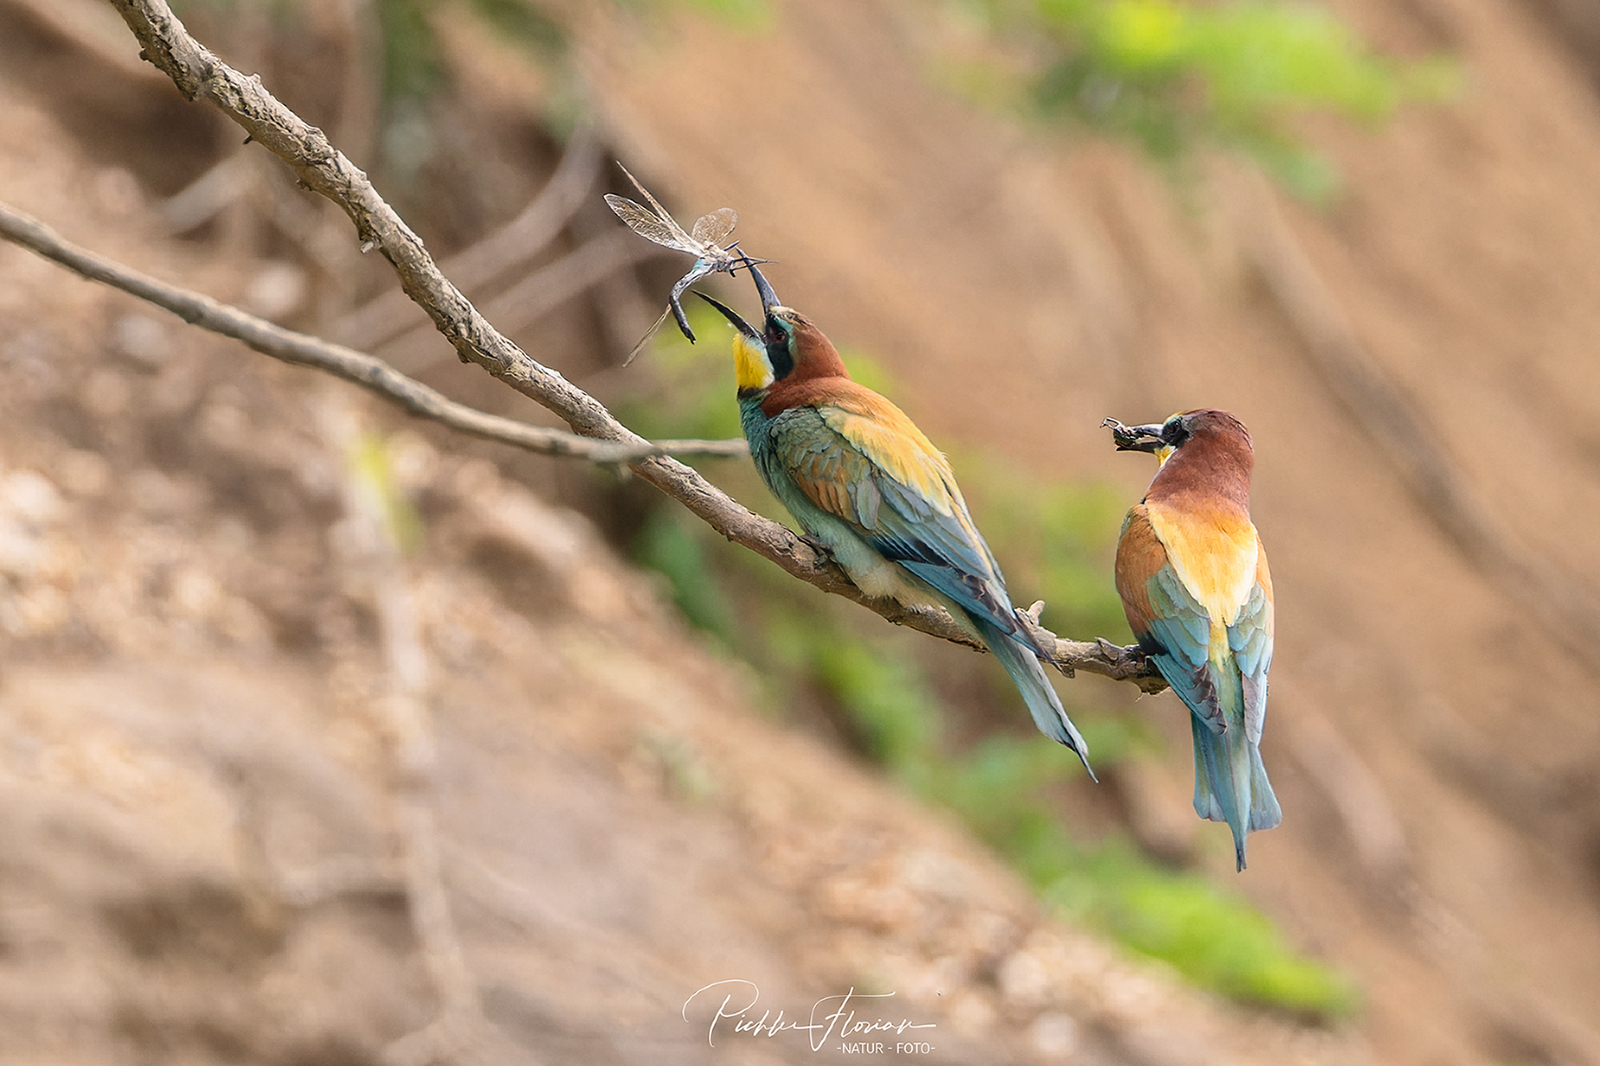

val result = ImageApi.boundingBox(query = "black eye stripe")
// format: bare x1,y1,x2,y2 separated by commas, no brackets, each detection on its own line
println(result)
767,318,795,380
770,344,794,380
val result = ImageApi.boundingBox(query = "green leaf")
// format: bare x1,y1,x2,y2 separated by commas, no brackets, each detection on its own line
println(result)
946,0,1453,198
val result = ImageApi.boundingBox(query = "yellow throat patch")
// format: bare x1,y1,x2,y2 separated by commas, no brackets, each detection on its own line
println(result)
734,334,775,392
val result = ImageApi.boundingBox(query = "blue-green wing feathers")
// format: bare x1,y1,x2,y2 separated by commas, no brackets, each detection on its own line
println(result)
768,405,1019,635
1142,565,1227,735
1228,581,1273,745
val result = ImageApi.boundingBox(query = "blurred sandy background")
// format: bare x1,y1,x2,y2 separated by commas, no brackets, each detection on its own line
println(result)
1,0,1599,1063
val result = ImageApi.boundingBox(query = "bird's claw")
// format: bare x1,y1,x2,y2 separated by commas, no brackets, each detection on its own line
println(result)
798,533,832,556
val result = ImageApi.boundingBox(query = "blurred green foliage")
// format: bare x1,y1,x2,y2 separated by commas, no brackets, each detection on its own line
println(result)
940,0,1455,198
469,0,569,53
617,313,1355,1020
675,0,772,24
931,739,1356,1014
347,431,425,554
1042,841,1359,1014
373,0,574,166
958,453,1131,645
373,0,448,108
635,507,743,641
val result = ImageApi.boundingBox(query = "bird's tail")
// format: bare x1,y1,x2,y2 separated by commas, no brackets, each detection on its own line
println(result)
1191,676,1282,870
973,616,1095,779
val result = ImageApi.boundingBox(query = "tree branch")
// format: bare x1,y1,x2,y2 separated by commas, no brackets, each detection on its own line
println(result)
97,0,1157,688
0,201,745,464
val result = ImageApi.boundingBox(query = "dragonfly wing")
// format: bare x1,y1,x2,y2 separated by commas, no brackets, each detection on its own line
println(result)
615,163,701,249
617,162,673,221
604,194,692,250
690,207,738,247
609,164,737,348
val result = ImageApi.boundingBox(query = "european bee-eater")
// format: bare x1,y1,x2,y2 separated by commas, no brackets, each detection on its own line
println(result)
699,268,1093,776
1108,410,1280,870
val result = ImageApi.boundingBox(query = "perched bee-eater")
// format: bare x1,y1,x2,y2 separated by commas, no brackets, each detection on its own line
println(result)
699,268,1093,776
1108,410,1280,870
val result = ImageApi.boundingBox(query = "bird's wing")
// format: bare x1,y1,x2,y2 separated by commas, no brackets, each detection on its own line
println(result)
1227,533,1274,745
768,391,1014,628
1115,506,1225,732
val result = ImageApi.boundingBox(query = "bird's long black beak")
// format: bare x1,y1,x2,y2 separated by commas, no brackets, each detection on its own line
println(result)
696,291,760,340
747,262,782,317
1103,418,1166,453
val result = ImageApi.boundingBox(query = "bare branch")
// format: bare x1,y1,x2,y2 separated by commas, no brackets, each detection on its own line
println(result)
1019,601,1166,693
98,0,1156,687
0,201,745,463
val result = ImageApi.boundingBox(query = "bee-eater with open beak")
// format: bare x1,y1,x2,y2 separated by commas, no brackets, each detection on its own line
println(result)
1108,409,1280,870
699,268,1093,776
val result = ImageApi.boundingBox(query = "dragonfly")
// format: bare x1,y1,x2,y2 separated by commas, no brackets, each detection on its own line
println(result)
605,162,767,363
